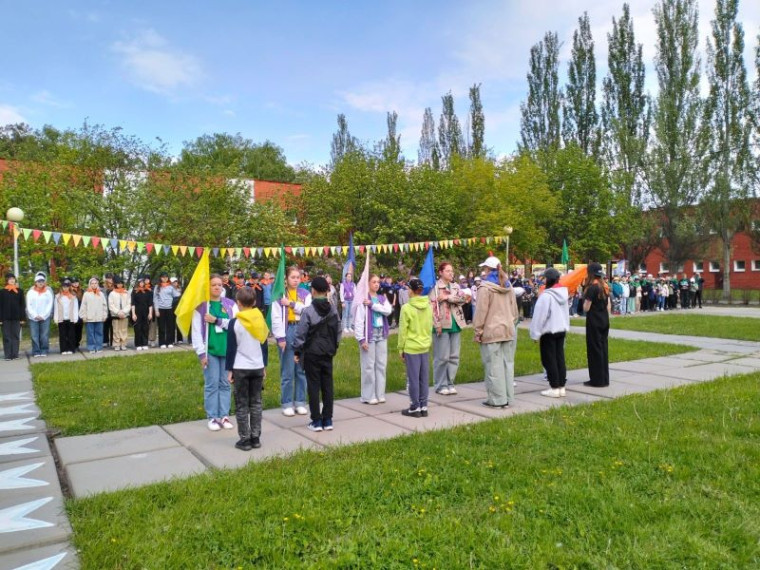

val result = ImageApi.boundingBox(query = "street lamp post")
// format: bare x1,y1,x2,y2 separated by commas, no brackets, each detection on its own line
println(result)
6,207,24,278
503,226,513,276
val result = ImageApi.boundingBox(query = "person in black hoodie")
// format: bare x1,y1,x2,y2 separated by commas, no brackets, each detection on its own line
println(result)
131,276,154,350
292,276,341,433
0,272,25,360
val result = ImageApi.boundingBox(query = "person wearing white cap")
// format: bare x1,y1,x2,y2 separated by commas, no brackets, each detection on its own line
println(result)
26,272,54,357
472,256,520,408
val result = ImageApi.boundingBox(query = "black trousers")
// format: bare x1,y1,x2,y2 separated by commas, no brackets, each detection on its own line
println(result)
74,319,83,349
585,323,609,386
157,310,176,346
104,316,113,346
134,315,150,347
1,320,21,359
693,290,702,308
303,354,334,422
680,290,690,309
233,368,264,439
540,332,566,389
58,321,77,353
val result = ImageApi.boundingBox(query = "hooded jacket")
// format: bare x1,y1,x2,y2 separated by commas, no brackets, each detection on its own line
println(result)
397,295,433,355
529,286,570,340
292,297,341,358
472,281,519,343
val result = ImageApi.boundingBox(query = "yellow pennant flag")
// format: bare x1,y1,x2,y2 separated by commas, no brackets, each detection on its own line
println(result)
175,249,211,338
171,245,180,256
62,233,72,245
179,245,188,257
72,234,82,246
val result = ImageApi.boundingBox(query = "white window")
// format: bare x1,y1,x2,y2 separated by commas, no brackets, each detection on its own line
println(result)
734,260,746,272
693,261,703,273
709,261,720,273
752,220,760,232
752,260,760,271
658,262,667,274
676,263,684,272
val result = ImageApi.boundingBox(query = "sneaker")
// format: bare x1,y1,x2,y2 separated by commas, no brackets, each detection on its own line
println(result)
559,387,566,397
541,388,562,398
235,438,253,451
307,420,323,432
220,417,234,430
481,401,508,409
420,407,429,417
160,345,168,349
250,437,261,448
207,419,221,431
437,387,451,395
295,406,308,415
448,387,458,395
377,397,386,404
322,419,333,431
368,398,379,405
167,344,174,348
282,407,295,417
401,408,421,418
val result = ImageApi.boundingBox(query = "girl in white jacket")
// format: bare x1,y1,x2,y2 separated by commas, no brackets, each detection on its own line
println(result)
529,268,570,398
354,274,392,404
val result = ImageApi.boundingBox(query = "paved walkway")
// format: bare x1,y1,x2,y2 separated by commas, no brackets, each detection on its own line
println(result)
2,308,760,569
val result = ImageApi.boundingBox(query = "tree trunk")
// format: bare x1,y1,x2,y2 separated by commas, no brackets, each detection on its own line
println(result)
721,232,732,302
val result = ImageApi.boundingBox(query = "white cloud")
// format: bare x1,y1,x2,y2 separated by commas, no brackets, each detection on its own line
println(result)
0,104,26,125
112,29,203,95
30,90,69,108
223,109,236,117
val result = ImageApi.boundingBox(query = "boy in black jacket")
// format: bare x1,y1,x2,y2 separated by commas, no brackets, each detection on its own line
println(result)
292,276,341,432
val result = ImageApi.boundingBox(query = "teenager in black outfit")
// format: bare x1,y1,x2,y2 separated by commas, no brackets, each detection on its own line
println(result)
131,276,154,350
0,272,25,360
583,262,610,387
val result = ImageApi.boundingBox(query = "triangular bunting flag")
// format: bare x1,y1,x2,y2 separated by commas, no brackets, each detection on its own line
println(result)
212,247,219,257
172,245,180,256
118,239,127,250
145,243,153,254
257,248,264,257
264,247,272,258
62,233,72,245
136,242,145,253
323,246,330,256
32,229,41,242
163,245,170,255
109,238,118,250
91,236,100,248
82,235,91,247
22,228,32,240
342,246,348,255
393,243,399,252
196,247,204,258
179,245,188,257
42,231,52,243
234,247,242,258
72,234,81,246
0,221,7,230
52,232,62,244
243,247,250,258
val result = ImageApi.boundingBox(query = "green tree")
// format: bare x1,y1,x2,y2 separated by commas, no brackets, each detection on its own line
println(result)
468,83,486,158
645,0,707,270
519,31,562,161
438,92,464,169
563,12,599,157
418,107,440,169
330,114,358,167
601,3,653,270
702,0,753,300
381,111,402,164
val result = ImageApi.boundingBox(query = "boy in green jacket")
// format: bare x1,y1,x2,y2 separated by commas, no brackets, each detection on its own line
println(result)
398,278,433,418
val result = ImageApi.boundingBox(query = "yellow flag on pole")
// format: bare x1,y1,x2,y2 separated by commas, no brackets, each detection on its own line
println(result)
174,249,210,337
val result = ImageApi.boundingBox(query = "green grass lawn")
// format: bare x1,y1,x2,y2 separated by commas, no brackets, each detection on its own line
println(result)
571,313,760,341
32,328,693,436
66,373,760,568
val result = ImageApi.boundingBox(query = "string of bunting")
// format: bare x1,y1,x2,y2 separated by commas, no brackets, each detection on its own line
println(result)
1,220,507,260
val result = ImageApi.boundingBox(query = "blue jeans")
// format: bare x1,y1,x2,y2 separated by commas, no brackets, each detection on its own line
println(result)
203,354,230,419
86,322,104,351
279,324,306,408
29,318,51,356
342,300,353,330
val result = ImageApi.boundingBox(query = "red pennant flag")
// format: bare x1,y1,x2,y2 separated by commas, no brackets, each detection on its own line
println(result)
196,247,204,258
425,241,430,249
481,238,487,244
359,245,365,254
145,243,154,254
91,236,101,248
454,239,460,245
323,246,329,256
32,229,42,242
285,247,292,254
243,247,251,258
393,243,399,252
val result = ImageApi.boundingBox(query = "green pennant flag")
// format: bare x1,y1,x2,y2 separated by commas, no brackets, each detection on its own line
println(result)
82,235,91,247
561,239,570,266
42,230,52,243
266,245,287,330
1,221,7,230
22,228,32,240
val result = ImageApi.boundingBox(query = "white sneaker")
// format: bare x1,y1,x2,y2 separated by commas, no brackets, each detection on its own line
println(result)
160,345,167,349
559,387,566,397
541,388,562,398
377,397,386,403
282,407,295,417
207,419,221,431
437,387,450,395
368,398,379,405
220,417,234,430
167,344,174,348
295,406,308,415
448,387,458,395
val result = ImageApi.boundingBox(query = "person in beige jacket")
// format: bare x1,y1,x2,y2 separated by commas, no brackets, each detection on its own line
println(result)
429,262,468,395
472,256,519,408
79,277,108,353
108,276,132,351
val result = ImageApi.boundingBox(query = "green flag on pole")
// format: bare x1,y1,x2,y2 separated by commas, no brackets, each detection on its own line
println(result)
561,239,569,266
266,245,287,329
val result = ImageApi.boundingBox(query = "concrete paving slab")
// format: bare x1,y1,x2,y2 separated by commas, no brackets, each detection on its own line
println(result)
0,494,71,553
426,385,491,405
0,458,63,499
448,397,550,418
326,393,408,417
629,356,700,369
723,356,760,368
56,425,179,466
0,542,78,570
612,373,696,390
0,403,41,419
654,362,756,382
565,381,657,398
669,350,736,363
378,405,488,433
262,404,365,428
192,429,320,469
0,417,47,437
608,359,688,374
295,415,411,446
162,419,280,449
65,446,207,497
518,391,609,409
0,360,32,374
0,435,52,465
0,380,34,394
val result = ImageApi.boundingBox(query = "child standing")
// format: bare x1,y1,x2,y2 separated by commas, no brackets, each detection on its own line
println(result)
292,276,341,432
108,277,131,351
79,277,108,353
53,278,79,355
131,276,153,351
225,287,268,450
354,274,392,405
26,272,54,358
529,268,570,398
340,272,355,333
154,271,180,348
398,278,433,418
0,272,25,360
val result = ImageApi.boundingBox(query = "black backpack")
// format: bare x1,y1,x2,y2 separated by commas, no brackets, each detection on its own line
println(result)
304,312,340,357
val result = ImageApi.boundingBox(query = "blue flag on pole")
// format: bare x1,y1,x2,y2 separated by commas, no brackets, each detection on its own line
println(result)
420,246,436,295
342,232,356,281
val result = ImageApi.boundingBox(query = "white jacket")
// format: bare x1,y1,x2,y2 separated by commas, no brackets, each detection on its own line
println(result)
529,286,570,340
353,295,392,343
79,290,108,322
26,287,54,320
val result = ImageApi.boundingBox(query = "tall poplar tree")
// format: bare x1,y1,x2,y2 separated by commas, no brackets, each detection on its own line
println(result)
519,31,561,159
601,3,652,269
382,111,402,164
563,12,599,157
645,0,707,270
418,107,440,169
702,0,752,299
438,91,464,169
330,114,357,166
469,83,486,158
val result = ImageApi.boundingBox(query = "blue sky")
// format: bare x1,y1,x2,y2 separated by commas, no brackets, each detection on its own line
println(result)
1,0,758,168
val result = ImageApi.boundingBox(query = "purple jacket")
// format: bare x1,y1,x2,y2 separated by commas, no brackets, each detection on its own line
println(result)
353,293,391,344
